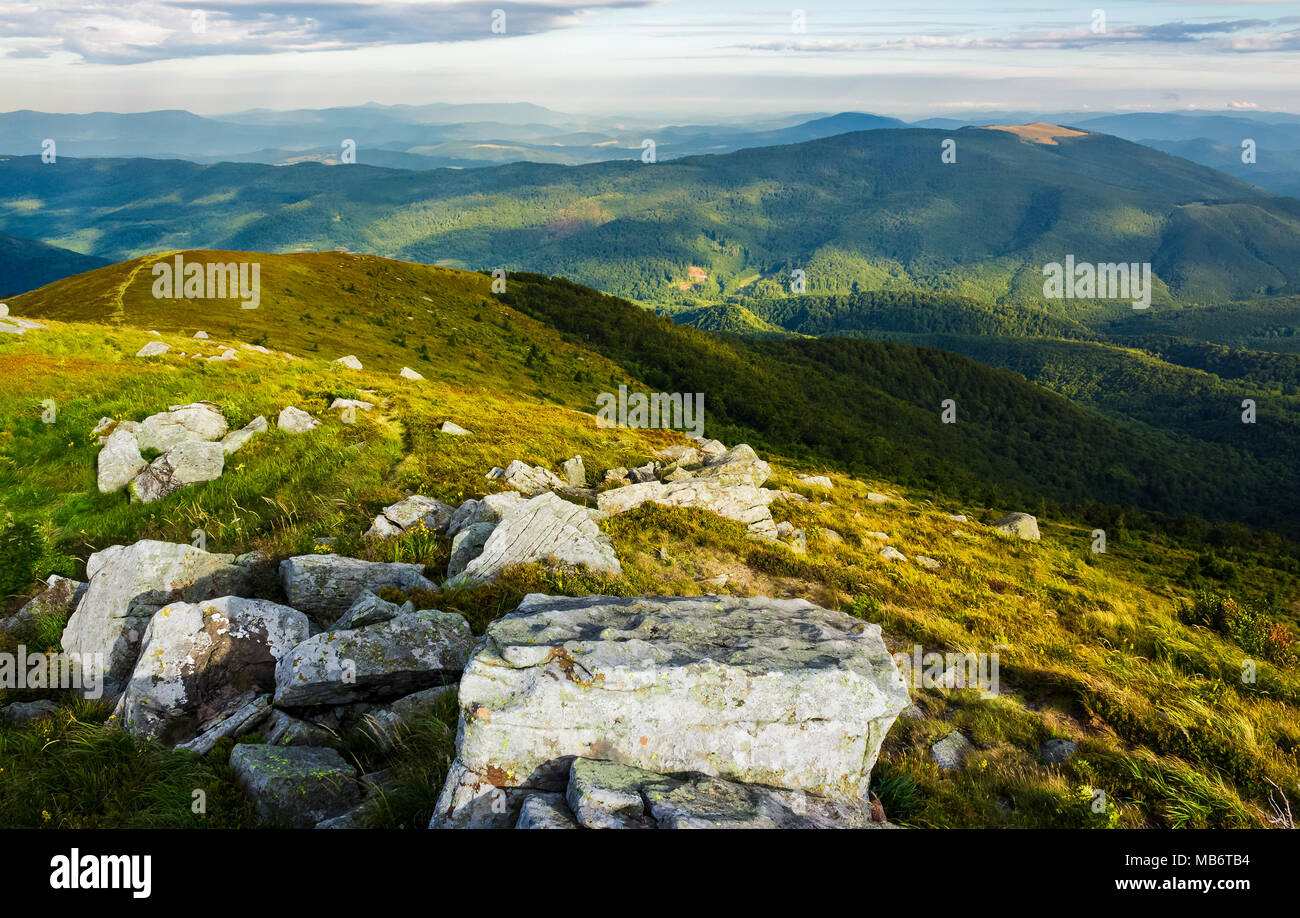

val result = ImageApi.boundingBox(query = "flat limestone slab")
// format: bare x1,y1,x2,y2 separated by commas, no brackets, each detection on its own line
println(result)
431,593,910,828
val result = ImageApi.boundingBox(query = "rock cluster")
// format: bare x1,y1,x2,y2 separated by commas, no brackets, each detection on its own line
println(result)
93,403,271,503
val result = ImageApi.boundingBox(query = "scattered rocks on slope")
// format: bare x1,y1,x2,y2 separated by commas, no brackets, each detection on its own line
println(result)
61,541,260,698
453,491,621,585
115,596,311,746
277,405,320,433
278,554,435,627
230,745,360,829
992,512,1041,541
432,592,909,828
274,609,474,706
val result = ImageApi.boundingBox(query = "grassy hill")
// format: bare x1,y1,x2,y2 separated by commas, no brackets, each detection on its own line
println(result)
1,250,1298,830
3,126,1299,312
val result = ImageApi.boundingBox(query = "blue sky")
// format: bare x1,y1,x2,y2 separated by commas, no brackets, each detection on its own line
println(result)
0,1,1297,117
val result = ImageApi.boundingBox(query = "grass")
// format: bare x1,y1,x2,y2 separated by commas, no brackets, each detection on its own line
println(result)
0,252,1297,828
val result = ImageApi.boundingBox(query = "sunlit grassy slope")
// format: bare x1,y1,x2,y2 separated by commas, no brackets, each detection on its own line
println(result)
1,251,1297,829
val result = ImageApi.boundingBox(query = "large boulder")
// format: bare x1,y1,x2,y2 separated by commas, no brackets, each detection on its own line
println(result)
274,609,474,707
136,402,228,453
597,478,779,540
278,554,435,627
992,512,1041,541
431,593,910,828
61,541,258,698
115,596,311,746
1,575,86,637
96,428,146,493
454,492,621,585
129,440,225,503
692,444,771,487
230,745,360,828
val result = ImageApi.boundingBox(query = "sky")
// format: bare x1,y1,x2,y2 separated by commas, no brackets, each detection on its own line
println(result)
0,0,1297,118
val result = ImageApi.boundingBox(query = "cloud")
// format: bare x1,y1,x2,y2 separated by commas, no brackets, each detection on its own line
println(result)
738,17,1300,55
0,0,657,64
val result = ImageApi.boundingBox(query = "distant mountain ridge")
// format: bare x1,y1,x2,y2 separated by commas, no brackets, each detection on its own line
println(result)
0,233,107,297
3,125,1298,312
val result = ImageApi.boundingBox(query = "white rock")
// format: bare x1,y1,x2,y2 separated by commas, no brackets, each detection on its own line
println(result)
992,512,1041,541
431,593,910,828
135,341,170,357
880,546,908,562
136,402,228,452
116,597,310,746
400,367,425,381
97,427,146,493
277,405,319,433
193,331,209,339
61,541,257,697
797,475,834,490
220,416,267,454
455,492,621,585
334,355,363,370
441,421,470,435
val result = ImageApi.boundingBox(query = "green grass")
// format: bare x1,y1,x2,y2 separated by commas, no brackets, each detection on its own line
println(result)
0,251,1297,829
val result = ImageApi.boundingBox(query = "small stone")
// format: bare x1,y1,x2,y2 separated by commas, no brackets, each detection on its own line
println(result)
135,341,170,357
1040,738,1079,765
334,355,363,370
277,405,319,433
400,367,425,381
440,421,470,435
931,730,975,772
